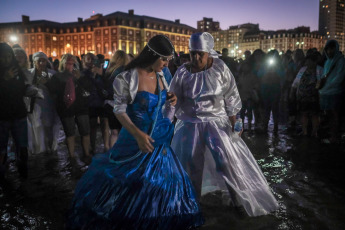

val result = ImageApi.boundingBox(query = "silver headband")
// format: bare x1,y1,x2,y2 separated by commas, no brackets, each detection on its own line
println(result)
189,32,220,58
147,35,174,57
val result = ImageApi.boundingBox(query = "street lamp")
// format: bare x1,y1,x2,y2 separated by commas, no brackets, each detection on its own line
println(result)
10,35,18,43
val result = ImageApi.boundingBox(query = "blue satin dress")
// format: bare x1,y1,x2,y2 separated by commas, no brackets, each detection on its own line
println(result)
67,89,204,230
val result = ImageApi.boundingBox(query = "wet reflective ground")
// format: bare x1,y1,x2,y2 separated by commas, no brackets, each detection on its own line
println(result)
1,125,345,230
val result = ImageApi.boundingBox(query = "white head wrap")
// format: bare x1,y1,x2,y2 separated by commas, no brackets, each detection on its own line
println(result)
189,32,220,58
33,52,48,62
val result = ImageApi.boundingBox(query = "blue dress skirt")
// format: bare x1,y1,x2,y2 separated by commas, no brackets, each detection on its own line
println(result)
66,90,204,230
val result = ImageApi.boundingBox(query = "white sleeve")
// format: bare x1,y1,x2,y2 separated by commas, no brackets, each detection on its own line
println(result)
113,71,131,114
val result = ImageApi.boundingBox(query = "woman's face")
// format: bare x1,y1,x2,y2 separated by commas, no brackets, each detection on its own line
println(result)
65,57,75,73
151,55,173,72
35,58,47,72
190,51,209,70
14,51,27,68
0,51,13,68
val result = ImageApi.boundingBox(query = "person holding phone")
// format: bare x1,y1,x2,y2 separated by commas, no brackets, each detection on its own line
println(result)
67,35,204,229
81,53,110,153
0,43,29,179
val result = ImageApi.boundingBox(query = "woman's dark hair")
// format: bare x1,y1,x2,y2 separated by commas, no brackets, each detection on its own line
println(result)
0,43,16,68
305,52,319,63
0,42,25,79
125,35,174,71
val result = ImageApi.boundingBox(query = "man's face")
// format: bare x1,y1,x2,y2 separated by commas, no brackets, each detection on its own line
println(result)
190,51,209,70
35,58,47,72
83,55,93,69
326,46,336,59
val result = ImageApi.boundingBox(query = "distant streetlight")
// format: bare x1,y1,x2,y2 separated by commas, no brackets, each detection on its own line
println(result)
10,35,18,42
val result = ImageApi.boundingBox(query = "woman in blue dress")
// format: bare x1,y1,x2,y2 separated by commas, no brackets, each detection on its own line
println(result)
66,35,204,230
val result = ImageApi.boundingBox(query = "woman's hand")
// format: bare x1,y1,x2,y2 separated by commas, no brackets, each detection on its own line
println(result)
134,130,155,153
4,67,18,80
167,92,177,106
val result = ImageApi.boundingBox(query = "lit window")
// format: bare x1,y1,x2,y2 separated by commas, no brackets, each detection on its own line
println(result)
52,36,57,41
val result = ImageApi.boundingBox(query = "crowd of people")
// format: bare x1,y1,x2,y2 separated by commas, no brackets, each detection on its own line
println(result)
0,32,344,229
219,40,345,144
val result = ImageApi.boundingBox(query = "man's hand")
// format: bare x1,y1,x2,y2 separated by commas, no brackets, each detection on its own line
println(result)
229,115,236,132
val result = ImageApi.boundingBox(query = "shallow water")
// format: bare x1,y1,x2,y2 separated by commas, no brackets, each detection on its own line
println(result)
1,125,345,230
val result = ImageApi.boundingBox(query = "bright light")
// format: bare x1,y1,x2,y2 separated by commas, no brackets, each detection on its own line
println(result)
230,50,235,53
66,43,71,48
301,42,304,44
10,35,17,42
108,51,112,55
235,46,239,49
238,50,242,53
296,42,299,45
279,52,283,55
269,58,275,65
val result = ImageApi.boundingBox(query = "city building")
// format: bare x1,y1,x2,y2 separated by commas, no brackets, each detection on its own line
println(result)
0,10,196,59
211,23,324,58
211,23,260,57
319,0,345,52
197,17,220,32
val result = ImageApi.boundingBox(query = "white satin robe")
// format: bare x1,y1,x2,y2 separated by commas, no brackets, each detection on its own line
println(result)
169,58,279,216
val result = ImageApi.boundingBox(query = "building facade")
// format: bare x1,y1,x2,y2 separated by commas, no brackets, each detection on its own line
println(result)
319,0,345,52
211,23,260,56
197,17,220,32
211,23,325,58
0,10,196,59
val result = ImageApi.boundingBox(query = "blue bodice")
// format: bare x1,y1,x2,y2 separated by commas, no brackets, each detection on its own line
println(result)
110,90,174,161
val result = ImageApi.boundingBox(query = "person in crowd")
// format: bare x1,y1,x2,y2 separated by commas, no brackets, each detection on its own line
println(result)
293,49,305,74
26,52,60,154
237,60,259,131
169,32,279,217
220,48,238,79
67,35,204,229
13,47,30,76
104,50,129,148
46,54,91,160
318,40,345,143
81,53,109,153
247,49,265,130
53,59,60,72
291,53,323,137
258,49,284,133
244,50,251,60
282,50,298,128
0,43,29,179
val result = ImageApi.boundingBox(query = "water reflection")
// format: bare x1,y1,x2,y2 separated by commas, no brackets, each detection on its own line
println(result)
1,127,345,229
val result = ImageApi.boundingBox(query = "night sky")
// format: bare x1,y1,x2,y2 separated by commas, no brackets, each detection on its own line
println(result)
1,0,319,31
